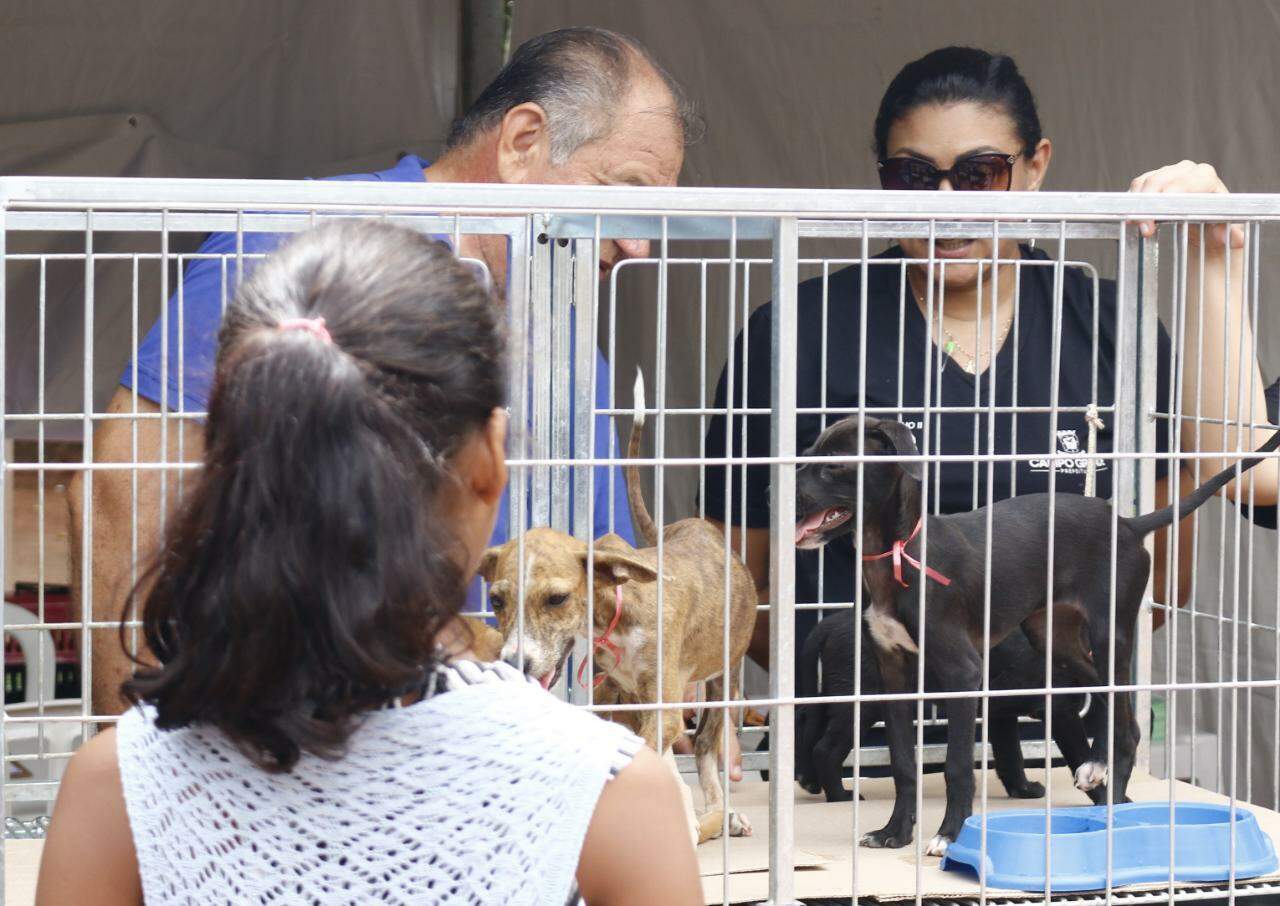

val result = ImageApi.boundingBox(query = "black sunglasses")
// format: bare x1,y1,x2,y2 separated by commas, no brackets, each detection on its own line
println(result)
877,153,1019,191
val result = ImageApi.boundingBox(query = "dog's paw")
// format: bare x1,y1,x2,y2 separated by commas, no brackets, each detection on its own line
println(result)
1086,787,1132,806
797,777,822,796
925,835,951,857
860,827,911,849
1008,780,1046,799
729,811,753,837
1074,761,1109,792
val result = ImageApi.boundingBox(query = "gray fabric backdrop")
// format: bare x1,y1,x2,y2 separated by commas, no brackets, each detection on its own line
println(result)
1,0,461,436
514,0,1280,808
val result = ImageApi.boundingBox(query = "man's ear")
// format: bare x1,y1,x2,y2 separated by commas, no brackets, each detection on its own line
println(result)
495,102,554,184
873,420,924,483
579,549,659,587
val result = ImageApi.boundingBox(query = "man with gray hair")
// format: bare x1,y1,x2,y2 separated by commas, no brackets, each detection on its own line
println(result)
431,25,698,285
72,27,703,726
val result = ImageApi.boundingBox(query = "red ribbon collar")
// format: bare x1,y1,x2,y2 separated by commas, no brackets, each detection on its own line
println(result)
577,584,625,688
862,517,952,588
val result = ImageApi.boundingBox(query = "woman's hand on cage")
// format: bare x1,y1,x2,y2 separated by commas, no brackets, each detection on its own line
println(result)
1128,159,1245,250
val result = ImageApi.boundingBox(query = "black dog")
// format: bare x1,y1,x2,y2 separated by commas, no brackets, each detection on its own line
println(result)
794,415,1280,855
796,608,1105,806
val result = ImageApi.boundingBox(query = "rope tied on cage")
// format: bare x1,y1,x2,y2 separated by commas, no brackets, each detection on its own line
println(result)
1084,403,1105,497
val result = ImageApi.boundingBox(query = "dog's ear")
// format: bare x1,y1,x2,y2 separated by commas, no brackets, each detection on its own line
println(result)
873,421,923,482
477,546,502,583
580,550,659,586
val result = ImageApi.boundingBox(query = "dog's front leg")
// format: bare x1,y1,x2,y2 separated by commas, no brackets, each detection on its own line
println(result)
636,671,688,756
593,674,644,736
861,647,916,849
929,643,982,856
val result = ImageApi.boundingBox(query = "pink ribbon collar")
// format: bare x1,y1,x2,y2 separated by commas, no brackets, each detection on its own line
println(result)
862,517,952,588
577,585,625,688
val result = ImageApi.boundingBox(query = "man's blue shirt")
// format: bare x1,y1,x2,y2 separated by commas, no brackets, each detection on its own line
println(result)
120,154,635,611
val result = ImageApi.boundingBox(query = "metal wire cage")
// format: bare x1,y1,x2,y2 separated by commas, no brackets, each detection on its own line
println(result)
1,177,1278,905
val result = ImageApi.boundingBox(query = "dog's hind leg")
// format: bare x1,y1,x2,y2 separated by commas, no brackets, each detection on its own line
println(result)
1075,569,1145,801
813,705,854,803
1021,601,1122,799
1021,603,1101,690
1053,697,1122,805
796,698,826,795
796,621,827,795
1109,638,1143,802
1053,696,1092,777
989,710,1044,799
1080,657,1140,802
693,674,752,841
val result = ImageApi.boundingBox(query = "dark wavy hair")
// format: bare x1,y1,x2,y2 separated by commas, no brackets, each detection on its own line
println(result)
122,220,505,772
873,46,1043,159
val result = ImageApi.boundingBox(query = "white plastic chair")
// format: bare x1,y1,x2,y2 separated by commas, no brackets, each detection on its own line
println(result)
4,603,79,817
4,603,55,705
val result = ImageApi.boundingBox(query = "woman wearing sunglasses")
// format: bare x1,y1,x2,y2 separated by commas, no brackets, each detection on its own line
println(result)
704,45,1278,677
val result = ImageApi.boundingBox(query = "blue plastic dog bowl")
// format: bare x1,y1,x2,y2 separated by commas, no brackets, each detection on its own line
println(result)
941,802,1278,892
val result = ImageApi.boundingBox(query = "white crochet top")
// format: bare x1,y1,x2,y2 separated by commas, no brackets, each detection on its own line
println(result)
116,660,643,905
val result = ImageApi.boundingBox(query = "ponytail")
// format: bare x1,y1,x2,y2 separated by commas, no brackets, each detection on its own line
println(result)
123,221,504,771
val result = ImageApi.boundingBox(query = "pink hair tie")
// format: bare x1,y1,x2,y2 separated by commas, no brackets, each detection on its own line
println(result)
277,316,332,345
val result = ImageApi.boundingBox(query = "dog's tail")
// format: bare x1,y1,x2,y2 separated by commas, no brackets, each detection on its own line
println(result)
1124,429,1280,538
626,368,660,548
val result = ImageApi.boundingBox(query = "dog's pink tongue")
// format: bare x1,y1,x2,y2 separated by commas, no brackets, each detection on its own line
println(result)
538,673,553,690
795,510,829,545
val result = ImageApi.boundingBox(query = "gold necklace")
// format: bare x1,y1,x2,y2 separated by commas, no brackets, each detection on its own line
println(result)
907,272,1016,374
937,312,1014,374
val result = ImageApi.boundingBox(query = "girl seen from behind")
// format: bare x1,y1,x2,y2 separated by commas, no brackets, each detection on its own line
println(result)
37,220,701,906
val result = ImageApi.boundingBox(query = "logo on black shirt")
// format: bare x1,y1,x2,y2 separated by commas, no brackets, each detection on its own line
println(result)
1028,428,1106,474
